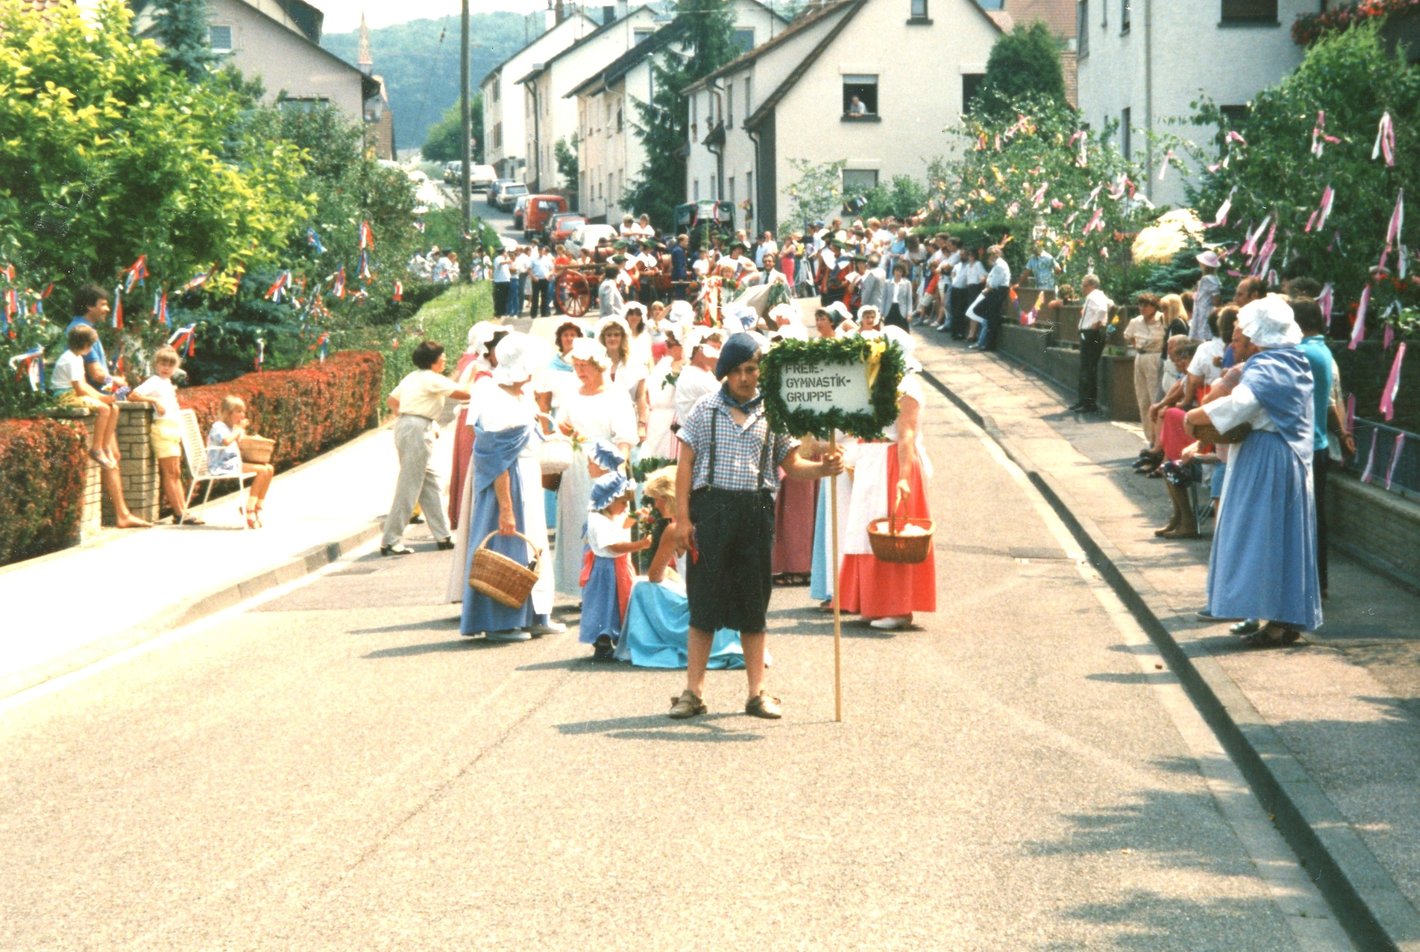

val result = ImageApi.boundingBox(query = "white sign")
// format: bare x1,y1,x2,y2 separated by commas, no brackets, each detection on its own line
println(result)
779,360,873,414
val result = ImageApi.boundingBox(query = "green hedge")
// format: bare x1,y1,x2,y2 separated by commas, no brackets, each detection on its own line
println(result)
179,350,385,470
0,418,87,565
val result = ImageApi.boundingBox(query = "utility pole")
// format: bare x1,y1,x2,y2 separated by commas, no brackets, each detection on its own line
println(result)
460,0,472,230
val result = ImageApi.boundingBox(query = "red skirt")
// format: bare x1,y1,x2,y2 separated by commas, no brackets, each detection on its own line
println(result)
837,451,936,618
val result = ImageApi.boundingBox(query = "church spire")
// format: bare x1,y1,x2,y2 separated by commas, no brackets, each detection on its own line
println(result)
357,10,373,75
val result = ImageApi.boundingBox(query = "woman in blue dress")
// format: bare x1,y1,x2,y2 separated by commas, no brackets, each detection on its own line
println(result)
1186,295,1321,646
615,466,747,668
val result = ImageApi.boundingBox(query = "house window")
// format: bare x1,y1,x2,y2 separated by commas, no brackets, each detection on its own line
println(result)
209,24,233,52
492,78,500,103
843,75,877,117
744,77,751,121
746,171,753,221
616,105,623,133
962,73,984,113
1218,104,1250,145
727,86,733,126
1121,0,1131,32
693,179,700,201
1121,107,1131,159
691,95,698,129
608,174,614,203
910,0,929,19
1077,0,1089,56
733,28,755,52
1221,0,1277,22
633,28,654,43
729,176,736,208
842,169,878,196
493,122,502,149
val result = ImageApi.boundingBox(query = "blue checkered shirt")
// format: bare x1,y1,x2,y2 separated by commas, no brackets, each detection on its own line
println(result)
678,389,798,493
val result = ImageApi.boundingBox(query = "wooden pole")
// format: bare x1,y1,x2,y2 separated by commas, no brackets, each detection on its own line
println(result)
830,432,842,722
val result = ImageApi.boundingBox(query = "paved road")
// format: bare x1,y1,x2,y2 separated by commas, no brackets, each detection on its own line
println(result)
0,389,1353,949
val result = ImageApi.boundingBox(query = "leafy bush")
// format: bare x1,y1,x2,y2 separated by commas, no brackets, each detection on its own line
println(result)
0,418,87,564
179,350,384,469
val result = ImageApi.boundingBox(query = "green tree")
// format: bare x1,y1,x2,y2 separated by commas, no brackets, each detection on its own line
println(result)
972,22,1066,121
625,0,739,226
863,175,929,221
780,158,845,232
422,95,484,163
147,0,219,81
1185,23,1419,334
554,135,580,192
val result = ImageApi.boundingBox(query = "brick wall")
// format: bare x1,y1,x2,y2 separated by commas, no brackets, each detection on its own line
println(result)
74,404,160,537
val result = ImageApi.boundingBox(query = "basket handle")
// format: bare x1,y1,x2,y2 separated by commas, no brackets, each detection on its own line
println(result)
476,530,541,562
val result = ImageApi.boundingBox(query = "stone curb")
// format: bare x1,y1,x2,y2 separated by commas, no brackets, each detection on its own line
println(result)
922,367,1419,952
0,522,383,702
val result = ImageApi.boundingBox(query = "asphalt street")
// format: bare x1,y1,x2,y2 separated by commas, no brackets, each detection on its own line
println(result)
0,376,1354,949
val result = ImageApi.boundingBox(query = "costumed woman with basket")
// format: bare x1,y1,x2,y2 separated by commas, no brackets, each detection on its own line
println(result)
461,332,560,642
837,326,936,630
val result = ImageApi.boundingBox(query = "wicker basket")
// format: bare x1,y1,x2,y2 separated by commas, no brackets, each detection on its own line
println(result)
867,516,934,564
469,530,541,608
238,435,276,465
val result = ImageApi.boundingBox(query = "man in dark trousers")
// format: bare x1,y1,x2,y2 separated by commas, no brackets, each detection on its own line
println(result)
669,333,843,720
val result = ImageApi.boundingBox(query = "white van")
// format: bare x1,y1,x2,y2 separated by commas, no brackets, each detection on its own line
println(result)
469,164,497,192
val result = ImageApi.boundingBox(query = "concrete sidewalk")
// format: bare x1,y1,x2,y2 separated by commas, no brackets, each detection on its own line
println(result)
0,421,446,699
913,329,1420,950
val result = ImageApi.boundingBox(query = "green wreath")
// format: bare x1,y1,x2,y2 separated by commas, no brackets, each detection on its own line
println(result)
760,336,905,440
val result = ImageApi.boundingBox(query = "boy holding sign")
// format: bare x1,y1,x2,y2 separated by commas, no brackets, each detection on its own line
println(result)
668,333,844,720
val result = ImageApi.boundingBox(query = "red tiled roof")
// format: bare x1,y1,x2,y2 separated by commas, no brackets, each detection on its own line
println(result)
1004,0,1076,39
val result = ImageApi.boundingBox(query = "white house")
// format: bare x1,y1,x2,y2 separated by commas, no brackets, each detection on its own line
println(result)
685,0,1002,236
480,11,600,182
567,0,788,224
515,6,665,195
1075,0,1309,206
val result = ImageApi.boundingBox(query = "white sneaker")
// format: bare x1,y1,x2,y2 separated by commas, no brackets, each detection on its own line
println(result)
868,616,910,631
485,630,531,642
529,621,566,635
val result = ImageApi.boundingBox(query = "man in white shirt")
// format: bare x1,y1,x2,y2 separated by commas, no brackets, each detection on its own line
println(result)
1071,273,1112,413
969,244,1012,351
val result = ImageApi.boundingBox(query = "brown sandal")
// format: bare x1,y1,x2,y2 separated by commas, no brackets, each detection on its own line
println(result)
1243,625,1301,648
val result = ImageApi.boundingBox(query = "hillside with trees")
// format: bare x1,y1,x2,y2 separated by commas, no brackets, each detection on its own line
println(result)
322,13,535,156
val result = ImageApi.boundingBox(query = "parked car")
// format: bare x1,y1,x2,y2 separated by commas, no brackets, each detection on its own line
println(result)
494,182,528,212
523,194,570,241
443,161,462,184
566,223,619,257
512,194,531,231
469,164,497,192
487,178,518,207
546,212,586,245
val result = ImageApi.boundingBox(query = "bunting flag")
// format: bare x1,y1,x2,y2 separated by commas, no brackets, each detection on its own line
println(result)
359,220,375,250
1379,342,1406,421
1157,150,1176,182
392,280,403,303
1349,284,1370,350
311,331,330,362
1083,207,1104,235
152,290,169,327
357,249,373,282
1385,434,1406,490
9,346,44,390
1030,183,1048,206
1242,215,1270,256
168,323,197,358
1208,188,1236,229
254,336,265,372
1304,186,1334,233
122,255,148,293
1382,190,1405,272
1360,428,1378,483
1311,111,1340,157
1225,130,1247,147
1317,283,1334,329
264,271,290,302
112,285,124,330
1373,111,1396,167
1346,392,1356,434
306,227,326,255
0,262,14,282
180,269,210,293
332,266,346,299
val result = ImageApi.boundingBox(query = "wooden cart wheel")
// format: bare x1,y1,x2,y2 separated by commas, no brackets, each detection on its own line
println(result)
558,270,590,316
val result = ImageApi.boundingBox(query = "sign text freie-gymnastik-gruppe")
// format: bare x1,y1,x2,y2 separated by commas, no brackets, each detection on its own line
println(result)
782,367,855,403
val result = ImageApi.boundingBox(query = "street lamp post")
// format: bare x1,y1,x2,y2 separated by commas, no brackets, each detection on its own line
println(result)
460,0,472,231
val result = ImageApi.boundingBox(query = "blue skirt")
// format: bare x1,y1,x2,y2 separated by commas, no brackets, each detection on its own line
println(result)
579,556,622,644
1207,431,1323,631
614,579,747,669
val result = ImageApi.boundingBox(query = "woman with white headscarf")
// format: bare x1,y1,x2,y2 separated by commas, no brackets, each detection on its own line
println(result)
459,331,560,640
553,337,638,596
1186,295,1321,647
837,325,936,630
447,322,505,531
